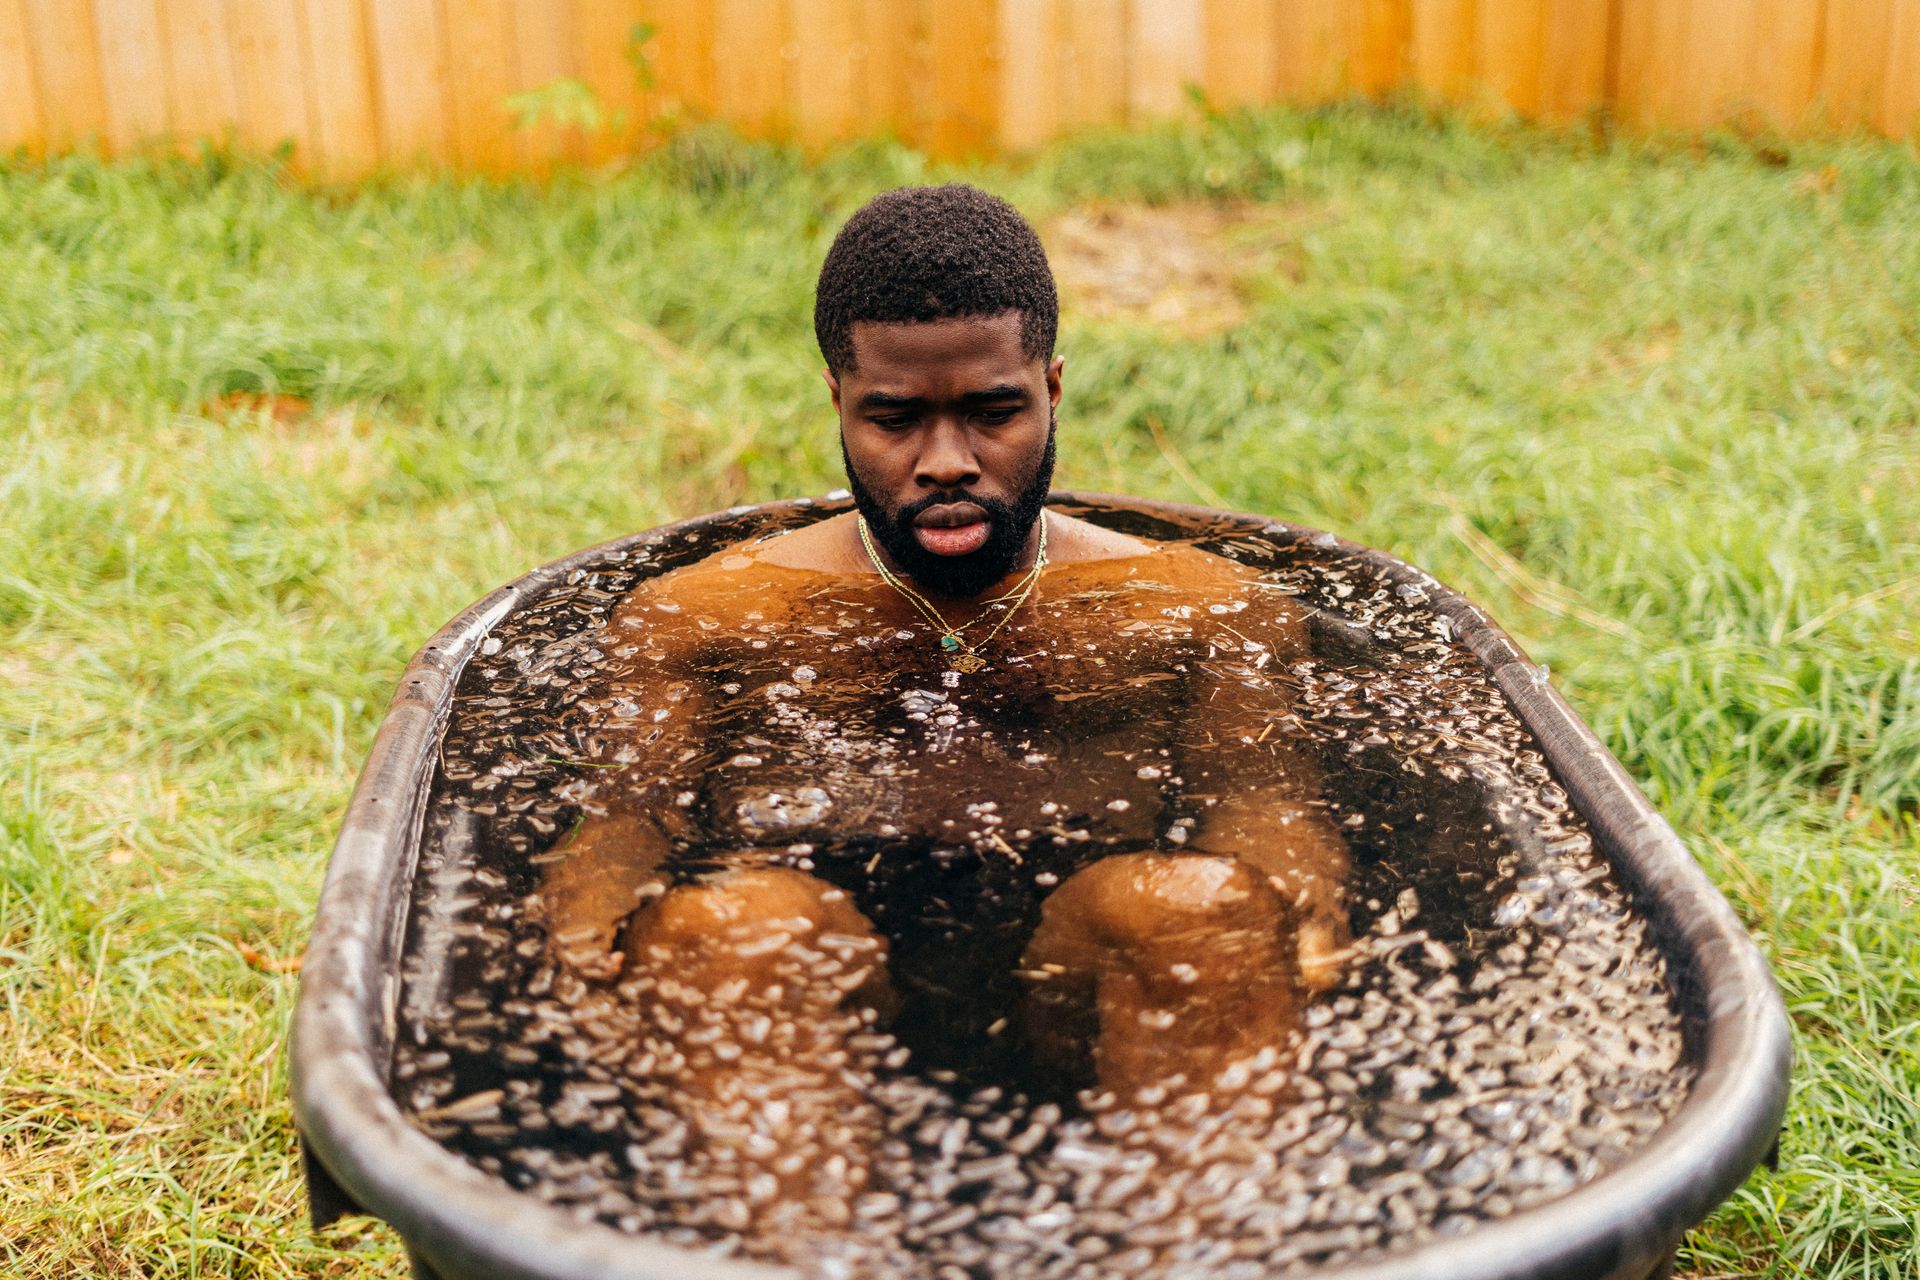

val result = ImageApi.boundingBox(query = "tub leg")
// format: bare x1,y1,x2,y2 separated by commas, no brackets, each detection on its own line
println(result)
301,1134,363,1229
406,1246,447,1280
1642,1250,1676,1280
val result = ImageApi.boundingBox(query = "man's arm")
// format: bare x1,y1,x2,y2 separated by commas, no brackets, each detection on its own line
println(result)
1173,579,1352,990
537,570,713,977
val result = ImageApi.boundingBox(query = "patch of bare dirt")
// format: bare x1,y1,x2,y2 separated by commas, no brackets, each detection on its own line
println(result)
1044,202,1314,337
202,390,313,426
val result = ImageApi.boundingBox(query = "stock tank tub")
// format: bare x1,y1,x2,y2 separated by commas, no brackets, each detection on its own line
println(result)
291,494,1788,1280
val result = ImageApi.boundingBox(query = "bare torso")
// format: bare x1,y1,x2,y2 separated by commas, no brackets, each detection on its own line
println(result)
597,530,1268,855
543,508,1348,1106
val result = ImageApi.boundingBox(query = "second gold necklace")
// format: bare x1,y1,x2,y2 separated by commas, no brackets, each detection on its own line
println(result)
858,512,1049,674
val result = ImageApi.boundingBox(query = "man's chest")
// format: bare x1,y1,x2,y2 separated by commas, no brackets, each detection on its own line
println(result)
662,620,1196,844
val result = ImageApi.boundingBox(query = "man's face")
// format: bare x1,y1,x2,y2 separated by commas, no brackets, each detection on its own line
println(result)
827,311,1063,598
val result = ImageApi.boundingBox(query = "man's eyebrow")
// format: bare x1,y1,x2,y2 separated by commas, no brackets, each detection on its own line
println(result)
856,391,927,410
956,384,1031,404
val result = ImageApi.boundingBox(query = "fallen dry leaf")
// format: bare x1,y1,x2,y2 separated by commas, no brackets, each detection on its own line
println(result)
235,940,304,974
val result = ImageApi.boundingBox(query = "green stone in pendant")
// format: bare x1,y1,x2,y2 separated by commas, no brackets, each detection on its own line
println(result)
940,634,961,652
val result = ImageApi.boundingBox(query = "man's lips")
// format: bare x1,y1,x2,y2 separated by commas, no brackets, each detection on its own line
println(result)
912,502,991,556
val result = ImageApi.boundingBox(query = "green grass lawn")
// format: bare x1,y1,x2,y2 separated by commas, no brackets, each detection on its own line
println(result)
2,106,1915,1278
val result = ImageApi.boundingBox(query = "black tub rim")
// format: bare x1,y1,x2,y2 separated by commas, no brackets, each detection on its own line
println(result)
291,492,1790,1280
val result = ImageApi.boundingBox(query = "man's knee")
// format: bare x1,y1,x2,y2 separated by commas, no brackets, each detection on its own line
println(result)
1043,852,1287,948
632,867,857,948
1025,854,1304,1098
622,867,893,1011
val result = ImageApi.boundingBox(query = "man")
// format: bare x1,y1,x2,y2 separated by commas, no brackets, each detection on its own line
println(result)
542,184,1348,1220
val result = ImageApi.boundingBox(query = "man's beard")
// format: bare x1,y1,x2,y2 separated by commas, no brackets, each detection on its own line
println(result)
844,420,1056,599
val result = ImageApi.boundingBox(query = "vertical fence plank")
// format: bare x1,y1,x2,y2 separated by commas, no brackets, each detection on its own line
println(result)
1202,0,1276,108
1647,0,1700,125
1410,0,1477,102
1274,0,1338,101
1748,0,1823,131
1127,0,1203,118
23,0,108,149
439,0,514,173
1674,0,1759,128
863,0,933,148
840,0,876,128
926,0,998,154
508,0,586,169
1275,0,1365,102
1473,0,1545,115
638,0,715,119
1536,0,1609,120
1000,0,1061,148
712,0,789,137
575,0,648,160
1612,0,1688,126
854,0,911,135
863,0,947,147
161,0,240,148
1353,0,1410,94
792,0,861,146
0,0,45,152
1821,0,1898,129
1057,0,1127,130
299,0,379,176
226,0,314,161
1059,0,1127,130
1883,0,1920,135
368,0,449,164
1609,0,1648,123
94,0,171,150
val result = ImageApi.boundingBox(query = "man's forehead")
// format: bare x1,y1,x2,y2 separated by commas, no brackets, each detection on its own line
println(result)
845,311,1035,374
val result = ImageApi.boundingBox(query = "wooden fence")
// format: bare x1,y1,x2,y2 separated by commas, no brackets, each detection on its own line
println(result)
3,1,1918,176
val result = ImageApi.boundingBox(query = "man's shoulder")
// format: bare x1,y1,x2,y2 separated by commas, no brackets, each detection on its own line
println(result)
1043,510,1156,564
1043,523,1310,638
1044,518,1250,585
608,531,836,633
744,511,870,574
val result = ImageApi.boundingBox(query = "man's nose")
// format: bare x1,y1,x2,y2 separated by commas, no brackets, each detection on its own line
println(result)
914,418,981,489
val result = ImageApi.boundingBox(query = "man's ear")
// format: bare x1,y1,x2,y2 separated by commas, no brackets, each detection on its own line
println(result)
823,366,842,414
1046,355,1064,410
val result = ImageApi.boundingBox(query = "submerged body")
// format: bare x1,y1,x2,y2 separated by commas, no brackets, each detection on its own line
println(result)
549,512,1347,988
543,509,1349,1220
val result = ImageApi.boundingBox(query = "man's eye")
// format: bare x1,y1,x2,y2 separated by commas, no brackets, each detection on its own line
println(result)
872,415,917,430
976,408,1019,425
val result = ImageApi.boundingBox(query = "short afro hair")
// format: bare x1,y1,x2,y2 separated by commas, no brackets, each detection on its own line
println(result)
814,184,1058,373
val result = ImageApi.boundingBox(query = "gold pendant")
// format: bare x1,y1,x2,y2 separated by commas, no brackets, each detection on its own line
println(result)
949,652,986,674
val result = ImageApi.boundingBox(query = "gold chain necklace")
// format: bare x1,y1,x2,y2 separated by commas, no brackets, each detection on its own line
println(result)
857,512,1048,673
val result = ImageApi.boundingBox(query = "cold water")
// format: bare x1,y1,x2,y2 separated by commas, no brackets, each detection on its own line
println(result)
391,499,1688,1278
